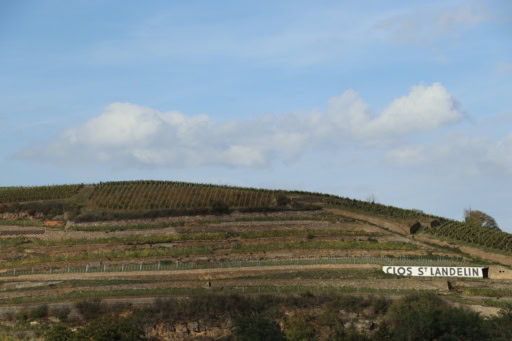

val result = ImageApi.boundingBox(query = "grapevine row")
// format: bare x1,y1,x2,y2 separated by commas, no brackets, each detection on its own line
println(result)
323,197,436,220
428,221,512,253
0,185,84,204
88,181,276,211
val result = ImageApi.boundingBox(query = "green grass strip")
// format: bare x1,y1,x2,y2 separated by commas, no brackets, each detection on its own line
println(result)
463,288,512,297
71,214,333,232
232,240,416,252
0,246,213,269
0,285,435,305
33,232,228,247
0,220,44,227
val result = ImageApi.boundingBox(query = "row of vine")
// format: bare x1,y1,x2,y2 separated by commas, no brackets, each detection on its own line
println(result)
428,221,512,253
0,185,84,204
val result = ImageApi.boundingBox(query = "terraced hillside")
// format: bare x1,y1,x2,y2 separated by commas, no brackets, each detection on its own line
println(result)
0,181,511,340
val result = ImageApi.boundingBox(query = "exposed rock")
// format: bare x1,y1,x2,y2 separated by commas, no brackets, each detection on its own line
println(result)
175,323,190,336
155,243,175,249
188,321,200,333
88,261,102,268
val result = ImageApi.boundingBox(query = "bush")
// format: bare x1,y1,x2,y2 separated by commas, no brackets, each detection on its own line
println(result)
480,303,512,341
210,200,230,215
75,299,104,321
52,306,71,322
29,304,49,319
232,314,285,341
284,316,317,341
385,293,488,340
74,316,146,341
276,194,291,206
45,324,73,341
15,311,29,323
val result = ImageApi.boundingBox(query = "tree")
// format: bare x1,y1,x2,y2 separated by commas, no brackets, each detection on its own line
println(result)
464,209,500,230
365,194,376,204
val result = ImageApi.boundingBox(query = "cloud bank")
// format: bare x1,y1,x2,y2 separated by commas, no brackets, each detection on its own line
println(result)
19,83,468,169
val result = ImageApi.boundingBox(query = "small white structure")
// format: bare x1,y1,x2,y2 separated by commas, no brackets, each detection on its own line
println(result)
382,266,488,278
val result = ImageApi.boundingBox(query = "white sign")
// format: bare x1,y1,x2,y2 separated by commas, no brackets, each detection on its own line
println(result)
382,266,485,278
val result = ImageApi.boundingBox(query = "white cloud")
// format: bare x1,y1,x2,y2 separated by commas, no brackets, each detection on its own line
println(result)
18,83,462,168
387,133,512,175
374,2,490,44
311,83,462,141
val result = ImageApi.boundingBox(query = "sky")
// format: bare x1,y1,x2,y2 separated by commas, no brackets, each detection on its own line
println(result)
1,1,511,231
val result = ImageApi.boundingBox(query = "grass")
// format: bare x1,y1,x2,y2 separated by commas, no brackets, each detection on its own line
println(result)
232,240,417,252
70,221,187,231
0,220,44,227
481,298,512,309
424,233,512,260
0,238,28,249
417,238,468,255
239,229,377,239
30,229,377,248
0,285,435,305
0,246,214,269
70,214,335,232
463,288,512,297
68,279,156,287
224,269,399,281
33,232,229,247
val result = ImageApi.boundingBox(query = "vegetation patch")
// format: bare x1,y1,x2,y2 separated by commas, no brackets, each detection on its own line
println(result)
232,240,417,252
428,221,512,254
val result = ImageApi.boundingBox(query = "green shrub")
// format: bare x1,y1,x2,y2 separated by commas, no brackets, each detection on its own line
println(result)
284,316,317,341
232,314,285,341
29,304,48,319
276,194,291,206
73,316,146,341
210,200,230,215
75,299,104,321
45,324,73,341
52,306,70,322
385,293,488,340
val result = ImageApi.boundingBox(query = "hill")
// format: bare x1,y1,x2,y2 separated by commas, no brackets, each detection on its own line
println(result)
0,181,511,340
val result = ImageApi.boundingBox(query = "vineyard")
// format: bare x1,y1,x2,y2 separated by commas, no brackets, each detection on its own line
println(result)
1,180,512,341
0,181,453,223
427,221,512,253
88,181,277,211
0,184,84,204
323,196,441,221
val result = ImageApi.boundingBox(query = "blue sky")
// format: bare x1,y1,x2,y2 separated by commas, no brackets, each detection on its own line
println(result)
1,1,511,231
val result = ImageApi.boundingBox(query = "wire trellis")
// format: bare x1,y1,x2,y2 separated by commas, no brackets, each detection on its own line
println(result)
0,255,469,278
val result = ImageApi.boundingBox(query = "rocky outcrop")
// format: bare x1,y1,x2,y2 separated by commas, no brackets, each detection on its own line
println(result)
147,320,232,340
